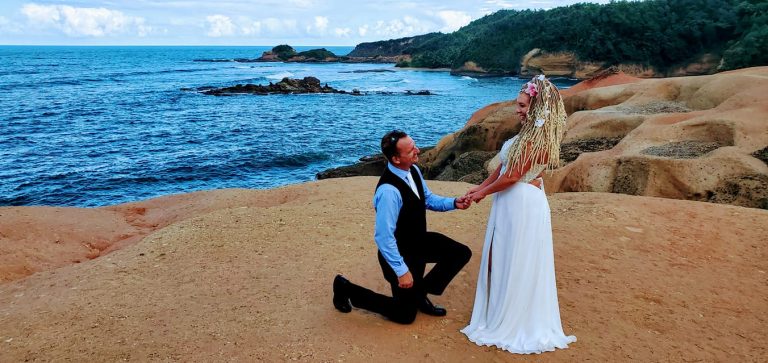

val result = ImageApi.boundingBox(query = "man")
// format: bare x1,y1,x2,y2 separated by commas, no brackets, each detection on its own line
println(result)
333,130,472,324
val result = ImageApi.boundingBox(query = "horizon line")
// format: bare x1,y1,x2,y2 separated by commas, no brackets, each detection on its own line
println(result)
0,44,359,47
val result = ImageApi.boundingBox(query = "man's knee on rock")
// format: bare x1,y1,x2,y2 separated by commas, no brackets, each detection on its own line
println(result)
461,245,472,264
391,308,418,325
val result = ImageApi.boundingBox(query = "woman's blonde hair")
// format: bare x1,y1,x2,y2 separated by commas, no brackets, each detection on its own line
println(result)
504,75,567,175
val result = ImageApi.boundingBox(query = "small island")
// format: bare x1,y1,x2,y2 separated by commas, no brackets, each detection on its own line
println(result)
195,44,407,64
193,76,435,97
200,76,347,96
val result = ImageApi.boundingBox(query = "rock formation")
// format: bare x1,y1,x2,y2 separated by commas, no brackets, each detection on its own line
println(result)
519,49,721,79
201,77,345,96
419,67,768,209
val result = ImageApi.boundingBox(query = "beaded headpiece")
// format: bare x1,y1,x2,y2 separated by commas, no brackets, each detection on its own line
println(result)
504,74,567,175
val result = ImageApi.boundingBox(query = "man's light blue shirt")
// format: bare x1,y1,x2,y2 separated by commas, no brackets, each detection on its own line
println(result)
373,163,456,277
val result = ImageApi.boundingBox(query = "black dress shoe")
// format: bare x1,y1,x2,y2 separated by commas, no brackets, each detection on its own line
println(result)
333,275,352,313
419,297,447,317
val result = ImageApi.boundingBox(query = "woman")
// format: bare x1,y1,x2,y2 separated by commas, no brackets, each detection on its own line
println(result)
460,75,576,354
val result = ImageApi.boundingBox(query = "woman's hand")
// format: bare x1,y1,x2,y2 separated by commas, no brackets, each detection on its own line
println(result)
466,185,482,195
467,190,487,203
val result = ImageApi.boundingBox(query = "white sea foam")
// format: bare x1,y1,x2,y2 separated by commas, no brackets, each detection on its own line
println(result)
266,71,295,80
461,76,478,82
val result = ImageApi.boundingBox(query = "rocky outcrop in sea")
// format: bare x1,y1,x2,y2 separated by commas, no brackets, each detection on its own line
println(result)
199,77,344,96
190,76,436,97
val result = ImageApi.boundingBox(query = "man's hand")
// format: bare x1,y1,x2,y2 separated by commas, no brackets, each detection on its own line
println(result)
398,271,414,289
454,195,471,210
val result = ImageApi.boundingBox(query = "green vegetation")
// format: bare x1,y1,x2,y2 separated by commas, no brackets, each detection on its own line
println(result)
296,48,337,60
348,33,443,57
272,44,297,60
393,0,766,72
720,0,768,70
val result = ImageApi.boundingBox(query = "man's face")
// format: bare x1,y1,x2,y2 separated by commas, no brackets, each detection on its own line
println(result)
392,136,420,170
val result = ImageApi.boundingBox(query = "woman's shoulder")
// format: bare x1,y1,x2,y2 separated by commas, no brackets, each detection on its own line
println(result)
501,135,518,150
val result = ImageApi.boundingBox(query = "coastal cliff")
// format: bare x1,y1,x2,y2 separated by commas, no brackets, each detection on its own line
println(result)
519,49,722,79
352,0,767,79
418,67,768,209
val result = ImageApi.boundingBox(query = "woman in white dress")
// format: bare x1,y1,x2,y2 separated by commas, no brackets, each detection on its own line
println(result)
461,75,576,354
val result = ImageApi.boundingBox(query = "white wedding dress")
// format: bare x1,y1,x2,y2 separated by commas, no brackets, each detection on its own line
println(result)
461,136,576,354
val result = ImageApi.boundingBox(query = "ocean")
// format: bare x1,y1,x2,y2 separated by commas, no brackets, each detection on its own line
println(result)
0,46,577,207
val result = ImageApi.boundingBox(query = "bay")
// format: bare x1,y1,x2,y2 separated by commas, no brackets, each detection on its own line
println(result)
0,46,577,207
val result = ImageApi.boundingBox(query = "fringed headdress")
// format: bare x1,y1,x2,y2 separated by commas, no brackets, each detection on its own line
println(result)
505,74,567,176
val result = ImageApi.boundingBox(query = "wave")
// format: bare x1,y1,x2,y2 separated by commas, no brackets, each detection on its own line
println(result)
461,76,478,82
0,68,210,90
193,59,234,62
270,151,331,168
339,69,396,74
108,68,207,78
266,71,295,80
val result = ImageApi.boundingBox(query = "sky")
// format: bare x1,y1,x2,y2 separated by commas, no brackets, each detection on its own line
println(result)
0,1,611,46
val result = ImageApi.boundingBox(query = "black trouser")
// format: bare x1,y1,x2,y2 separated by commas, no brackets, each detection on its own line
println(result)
345,232,471,324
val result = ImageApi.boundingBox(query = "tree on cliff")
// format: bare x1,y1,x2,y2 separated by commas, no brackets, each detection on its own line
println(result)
720,0,768,70
391,0,764,74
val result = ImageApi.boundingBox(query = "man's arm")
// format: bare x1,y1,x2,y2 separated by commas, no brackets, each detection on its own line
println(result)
373,185,409,277
414,166,458,211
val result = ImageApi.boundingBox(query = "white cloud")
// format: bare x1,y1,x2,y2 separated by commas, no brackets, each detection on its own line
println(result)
358,24,369,37
305,15,328,36
262,17,299,36
241,20,262,36
20,3,150,37
483,0,520,8
0,16,22,34
314,16,328,32
288,0,316,8
435,10,471,32
334,27,351,37
205,14,235,37
373,16,433,38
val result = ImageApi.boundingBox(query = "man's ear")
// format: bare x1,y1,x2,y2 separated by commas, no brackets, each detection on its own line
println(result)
391,155,400,165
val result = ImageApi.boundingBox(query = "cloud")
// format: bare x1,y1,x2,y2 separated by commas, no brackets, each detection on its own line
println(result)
205,14,235,37
240,20,262,36
0,16,22,34
262,17,299,36
334,27,351,37
305,16,328,35
483,0,520,8
314,16,328,32
373,16,433,38
435,10,472,32
358,24,369,37
20,3,151,37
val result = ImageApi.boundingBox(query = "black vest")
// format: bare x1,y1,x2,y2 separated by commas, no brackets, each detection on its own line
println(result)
376,166,427,254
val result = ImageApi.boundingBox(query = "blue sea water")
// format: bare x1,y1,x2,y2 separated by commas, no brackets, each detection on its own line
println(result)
0,46,577,207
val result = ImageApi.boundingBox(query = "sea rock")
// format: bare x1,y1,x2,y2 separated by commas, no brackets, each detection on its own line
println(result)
202,77,345,96
450,61,511,77
419,101,522,179
434,151,497,184
518,48,722,79
420,67,768,208
316,155,387,179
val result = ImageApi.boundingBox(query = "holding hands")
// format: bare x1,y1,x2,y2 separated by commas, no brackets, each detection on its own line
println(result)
464,185,487,204
454,195,472,209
